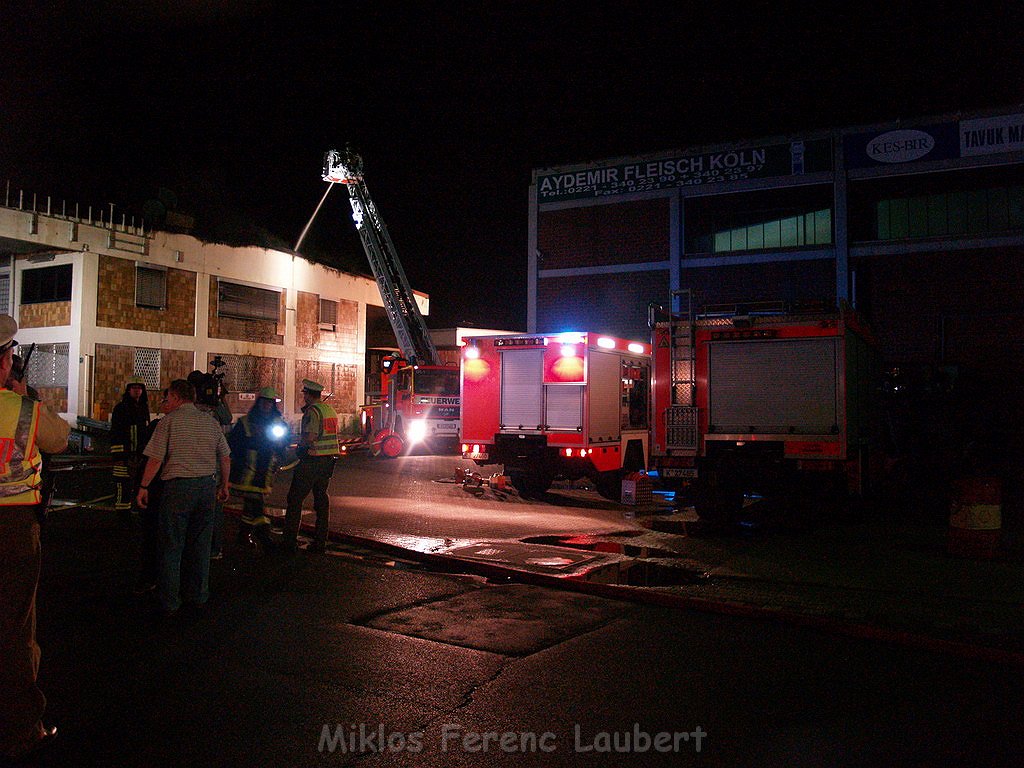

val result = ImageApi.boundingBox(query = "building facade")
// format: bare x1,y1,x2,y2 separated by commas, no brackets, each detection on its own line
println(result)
0,198,429,431
529,106,1024,439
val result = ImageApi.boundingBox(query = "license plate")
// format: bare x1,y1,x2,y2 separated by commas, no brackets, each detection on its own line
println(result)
663,467,697,479
435,422,458,432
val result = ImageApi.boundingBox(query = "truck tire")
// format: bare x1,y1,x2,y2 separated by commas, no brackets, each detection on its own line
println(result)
508,470,552,499
693,469,743,524
594,470,624,502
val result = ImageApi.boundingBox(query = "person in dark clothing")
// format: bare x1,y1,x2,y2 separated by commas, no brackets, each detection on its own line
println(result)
228,387,289,553
110,376,151,511
132,389,171,595
283,379,339,554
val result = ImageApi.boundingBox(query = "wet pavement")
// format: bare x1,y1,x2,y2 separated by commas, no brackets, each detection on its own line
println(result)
236,451,1024,662
24,451,1024,766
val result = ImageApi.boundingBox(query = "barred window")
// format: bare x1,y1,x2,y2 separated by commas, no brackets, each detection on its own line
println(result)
217,279,281,322
319,298,338,329
135,265,167,309
26,342,70,389
133,348,161,389
0,272,9,316
225,356,260,392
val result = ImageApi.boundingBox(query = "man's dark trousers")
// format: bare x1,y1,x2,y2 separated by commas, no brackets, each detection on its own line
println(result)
158,475,217,612
0,507,46,756
284,455,336,550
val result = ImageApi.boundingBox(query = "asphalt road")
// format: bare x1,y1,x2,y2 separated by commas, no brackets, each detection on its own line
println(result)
23,456,1024,767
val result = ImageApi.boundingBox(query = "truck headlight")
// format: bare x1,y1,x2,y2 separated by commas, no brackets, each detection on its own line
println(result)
407,419,428,444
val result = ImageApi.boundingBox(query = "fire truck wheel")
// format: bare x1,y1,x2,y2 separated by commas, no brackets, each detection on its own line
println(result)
693,481,743,524
595,470,624,502
379,432,404,459
508,470,551,498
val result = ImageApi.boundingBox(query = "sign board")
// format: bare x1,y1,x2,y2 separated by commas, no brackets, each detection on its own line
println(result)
537,138,832,202
960,112,1024,157
844,113,1024,168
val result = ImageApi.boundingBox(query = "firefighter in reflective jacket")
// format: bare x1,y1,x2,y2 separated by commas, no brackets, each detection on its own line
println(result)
0,315,70,760
283,379,340,553
110,376,150,510
228,387,289,551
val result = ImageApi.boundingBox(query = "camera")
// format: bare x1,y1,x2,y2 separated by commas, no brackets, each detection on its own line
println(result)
188,356,229,407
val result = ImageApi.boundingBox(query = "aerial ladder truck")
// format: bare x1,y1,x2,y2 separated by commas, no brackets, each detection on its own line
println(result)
321,148,460,457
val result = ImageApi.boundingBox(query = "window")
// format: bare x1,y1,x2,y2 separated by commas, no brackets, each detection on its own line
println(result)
908,197,928,237
217,279,281,322
621,362,649,430
135,265,167,309
927,194,947,235
710,209,832,254
813,209,831,243
989,187,1009,231
414,369,460,396
133,348,161,389
873,183,1024,241
226,356,260,392
21,264,72,304
319,298,338,330
780,216,799,247
0,272,9,316
25,342,70,389
1010,187,1024,228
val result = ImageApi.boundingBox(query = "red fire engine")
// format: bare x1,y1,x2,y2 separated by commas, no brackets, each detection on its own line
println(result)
650,296,880,520
361,354,460,458
460,332,652,498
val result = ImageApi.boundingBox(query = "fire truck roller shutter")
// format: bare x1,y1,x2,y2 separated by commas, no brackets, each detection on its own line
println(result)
707,338,839,435
500,349,544,431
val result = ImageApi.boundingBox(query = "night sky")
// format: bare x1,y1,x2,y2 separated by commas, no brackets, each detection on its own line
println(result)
2,3,1022,330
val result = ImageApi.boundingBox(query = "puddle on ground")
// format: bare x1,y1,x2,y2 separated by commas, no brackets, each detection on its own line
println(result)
521,534,682,559
619,560,712,587
564,557,713,587
518,534,718,587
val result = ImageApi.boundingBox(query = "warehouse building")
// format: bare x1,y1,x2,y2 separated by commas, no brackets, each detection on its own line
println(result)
529,106,1024,441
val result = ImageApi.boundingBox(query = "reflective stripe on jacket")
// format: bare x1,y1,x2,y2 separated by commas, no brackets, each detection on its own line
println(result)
228,414,286,493
110,399,150,456
0,389,43,506
306,401,340,456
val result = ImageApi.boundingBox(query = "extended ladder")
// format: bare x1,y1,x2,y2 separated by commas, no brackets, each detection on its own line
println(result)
322,148,440,367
